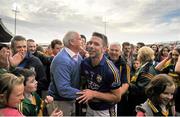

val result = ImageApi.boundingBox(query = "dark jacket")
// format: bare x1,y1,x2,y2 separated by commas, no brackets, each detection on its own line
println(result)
18,52,48,93
128,61,158,115
33,51,53,85
33,51,53,65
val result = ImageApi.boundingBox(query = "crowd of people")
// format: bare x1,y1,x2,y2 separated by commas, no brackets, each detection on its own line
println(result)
0,31,180,116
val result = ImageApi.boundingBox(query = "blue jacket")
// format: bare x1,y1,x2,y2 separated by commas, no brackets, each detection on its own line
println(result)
48,48,82,100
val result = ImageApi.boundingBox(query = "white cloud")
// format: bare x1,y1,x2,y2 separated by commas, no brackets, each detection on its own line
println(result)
0,0,180,44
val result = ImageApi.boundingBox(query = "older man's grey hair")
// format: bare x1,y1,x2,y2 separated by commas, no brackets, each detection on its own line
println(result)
110,42,121,48
63,31,78,47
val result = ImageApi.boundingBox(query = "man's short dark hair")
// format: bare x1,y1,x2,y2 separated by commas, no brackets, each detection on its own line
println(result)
27,39,35,42
137,42,145,47
80,34,86,43
92,32,108,47
11,35,26,49
51,39,63,49
122,42,131,48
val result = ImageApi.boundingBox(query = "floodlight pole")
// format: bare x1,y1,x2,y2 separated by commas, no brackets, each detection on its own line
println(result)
12,4,19,35
104,21,107,35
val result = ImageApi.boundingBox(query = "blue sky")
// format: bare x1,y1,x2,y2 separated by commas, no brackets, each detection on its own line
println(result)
162,9,180,22
0,0,180,45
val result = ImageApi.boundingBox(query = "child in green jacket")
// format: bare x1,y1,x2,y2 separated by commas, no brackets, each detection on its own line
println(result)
13,68,63,116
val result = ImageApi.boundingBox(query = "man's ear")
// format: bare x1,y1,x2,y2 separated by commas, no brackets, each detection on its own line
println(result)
102,46,107,53
69,39,74,46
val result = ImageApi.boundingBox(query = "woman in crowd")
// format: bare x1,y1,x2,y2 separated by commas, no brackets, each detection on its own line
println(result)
0,73,24,116
128,46,158,115
150,44,159,62
156,46,170,62
155,46,180,82
136,74,176,116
